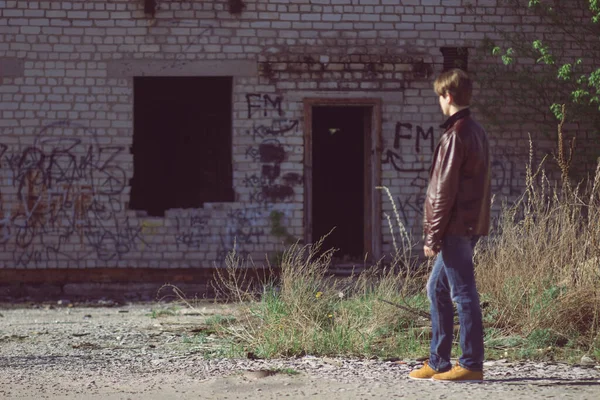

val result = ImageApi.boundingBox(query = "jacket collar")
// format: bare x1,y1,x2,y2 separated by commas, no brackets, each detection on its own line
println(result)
440,108,471,130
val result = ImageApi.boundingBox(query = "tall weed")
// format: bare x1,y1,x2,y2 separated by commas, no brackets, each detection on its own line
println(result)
475,147,600,349
208,120,600,359
210,215,430,358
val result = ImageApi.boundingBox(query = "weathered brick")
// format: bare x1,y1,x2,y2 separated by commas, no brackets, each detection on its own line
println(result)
0,0,590,272
46,10,67,18
67,11,87,19
4,9,23,17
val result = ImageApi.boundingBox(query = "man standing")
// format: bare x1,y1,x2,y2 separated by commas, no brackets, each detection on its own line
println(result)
408,69,491,382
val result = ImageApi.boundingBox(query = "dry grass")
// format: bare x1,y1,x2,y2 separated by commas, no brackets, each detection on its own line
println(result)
202,119,600,361
209,223,431,358
475,142,600,351
206,155,600,360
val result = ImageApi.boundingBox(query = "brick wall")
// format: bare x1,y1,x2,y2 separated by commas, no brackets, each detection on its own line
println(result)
0,0,598,270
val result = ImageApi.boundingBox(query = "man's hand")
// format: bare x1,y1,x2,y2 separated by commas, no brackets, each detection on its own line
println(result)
424,245,438,258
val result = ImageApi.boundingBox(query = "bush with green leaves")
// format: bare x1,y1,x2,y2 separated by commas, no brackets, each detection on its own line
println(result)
486,0,600,126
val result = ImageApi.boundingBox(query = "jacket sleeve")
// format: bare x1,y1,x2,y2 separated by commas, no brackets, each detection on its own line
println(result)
425,132,464,252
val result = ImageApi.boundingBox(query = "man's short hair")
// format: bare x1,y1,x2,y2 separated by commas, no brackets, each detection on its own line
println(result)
433,69,472,107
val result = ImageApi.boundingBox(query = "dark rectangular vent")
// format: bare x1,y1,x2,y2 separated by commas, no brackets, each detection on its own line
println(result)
441,47,469,72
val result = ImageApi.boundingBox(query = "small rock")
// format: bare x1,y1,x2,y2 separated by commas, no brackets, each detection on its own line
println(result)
247,352,262,360
581,355,595,366
179,310,203,316
322,357,342,367
244,370,276,379
57,299,71,306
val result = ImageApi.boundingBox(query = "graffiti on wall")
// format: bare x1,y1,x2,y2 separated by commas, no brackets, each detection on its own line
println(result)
244,93,302,205
249,118,299,140
382,122,436,173
246,94,284,119
208,93,303,262
491,148,526,197
0,112,301,266
0,121,149,267
216,207,265,261
174,214,210,249
244,137,302,204
173,205,281,265
383,121,526,229
148,93,299,260
381,122,435,229
382,122,435,173
161,20,216,71
0,113,528,267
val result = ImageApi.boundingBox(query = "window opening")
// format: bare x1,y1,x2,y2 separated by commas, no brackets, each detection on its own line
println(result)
130,77,234,217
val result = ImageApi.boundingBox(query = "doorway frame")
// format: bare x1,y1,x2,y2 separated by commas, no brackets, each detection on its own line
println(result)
303,98,383,262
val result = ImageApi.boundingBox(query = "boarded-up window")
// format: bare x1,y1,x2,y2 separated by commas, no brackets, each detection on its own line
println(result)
130,77,234,216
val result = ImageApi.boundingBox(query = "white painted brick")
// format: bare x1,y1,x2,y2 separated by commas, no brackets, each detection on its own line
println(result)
280,13,299,21
402,14,421,22
323,14,342,22
20,26,41,34
67,11,87,19
4,9,23,17
457,24,474,32
50,19,70,26
0,0,584,270
436,23,455,31
110,12,130,19
46,10,66,18
260,12,279,19
89,11,109,18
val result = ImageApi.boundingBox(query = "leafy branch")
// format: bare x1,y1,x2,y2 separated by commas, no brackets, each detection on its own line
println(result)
488,0,600,124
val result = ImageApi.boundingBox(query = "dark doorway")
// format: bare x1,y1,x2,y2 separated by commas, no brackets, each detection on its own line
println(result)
130,77,234,217
312,106,369,262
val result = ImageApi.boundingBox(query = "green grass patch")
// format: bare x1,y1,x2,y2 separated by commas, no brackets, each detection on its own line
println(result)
206,162,600,363
205,314,237,326
146,306,180,319
269,367,300,376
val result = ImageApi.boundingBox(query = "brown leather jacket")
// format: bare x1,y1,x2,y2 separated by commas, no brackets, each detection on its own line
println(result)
423,108,491,252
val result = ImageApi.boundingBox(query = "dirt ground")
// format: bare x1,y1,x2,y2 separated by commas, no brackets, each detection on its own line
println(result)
1,301,600,399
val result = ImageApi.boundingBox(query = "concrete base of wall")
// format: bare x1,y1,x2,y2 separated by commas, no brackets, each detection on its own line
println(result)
0,268,276,302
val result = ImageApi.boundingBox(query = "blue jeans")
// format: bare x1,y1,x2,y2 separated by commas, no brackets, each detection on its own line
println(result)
426,235,484,372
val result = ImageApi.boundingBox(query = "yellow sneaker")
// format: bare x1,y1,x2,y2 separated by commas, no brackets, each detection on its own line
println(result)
432,364,483,382
408,361,442,380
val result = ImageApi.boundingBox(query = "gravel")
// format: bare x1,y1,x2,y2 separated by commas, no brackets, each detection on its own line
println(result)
1,302,599,399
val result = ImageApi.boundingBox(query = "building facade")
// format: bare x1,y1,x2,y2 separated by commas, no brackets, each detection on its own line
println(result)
0,0,598,274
